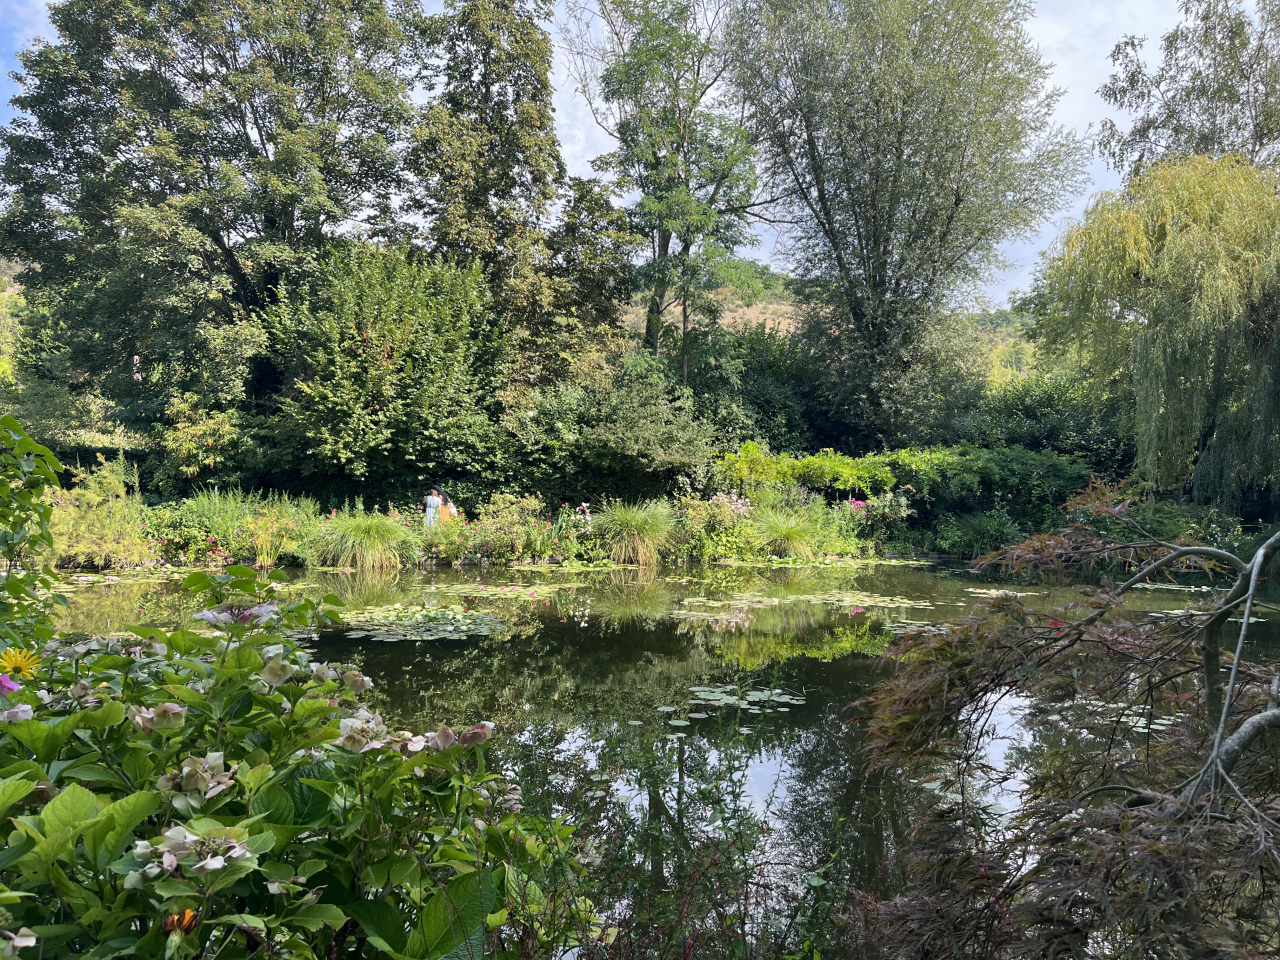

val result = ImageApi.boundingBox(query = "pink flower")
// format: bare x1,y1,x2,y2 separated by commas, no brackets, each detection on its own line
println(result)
0,675,19,694
459,721,495,748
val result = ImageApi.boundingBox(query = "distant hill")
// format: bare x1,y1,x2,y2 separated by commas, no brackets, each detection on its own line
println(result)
625,263,797,333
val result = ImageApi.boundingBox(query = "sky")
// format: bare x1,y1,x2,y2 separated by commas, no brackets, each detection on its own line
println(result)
0,0,1186,306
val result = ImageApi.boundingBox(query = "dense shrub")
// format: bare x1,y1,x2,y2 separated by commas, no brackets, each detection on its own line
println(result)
670,493,758,561
48,455,156,569
716,441,1093,552
957,374,1135,479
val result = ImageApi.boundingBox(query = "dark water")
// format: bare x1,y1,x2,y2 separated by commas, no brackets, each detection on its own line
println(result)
55,562,1280,951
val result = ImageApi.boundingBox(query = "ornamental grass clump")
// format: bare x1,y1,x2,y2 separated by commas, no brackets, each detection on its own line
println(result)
306,508,421,570
752,506,818,559
595,500,675,565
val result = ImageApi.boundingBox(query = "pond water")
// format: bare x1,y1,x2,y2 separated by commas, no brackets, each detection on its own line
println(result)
52,561,1280,950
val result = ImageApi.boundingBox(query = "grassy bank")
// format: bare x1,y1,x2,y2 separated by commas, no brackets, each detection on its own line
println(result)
41,443,1119,570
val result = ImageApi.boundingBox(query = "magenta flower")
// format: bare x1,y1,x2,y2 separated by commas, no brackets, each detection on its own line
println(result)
0,675,19,694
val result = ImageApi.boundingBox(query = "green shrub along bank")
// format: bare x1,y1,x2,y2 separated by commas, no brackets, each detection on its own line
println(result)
42,443,1105,568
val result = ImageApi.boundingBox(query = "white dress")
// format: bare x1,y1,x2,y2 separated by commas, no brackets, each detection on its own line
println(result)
424,494,443,526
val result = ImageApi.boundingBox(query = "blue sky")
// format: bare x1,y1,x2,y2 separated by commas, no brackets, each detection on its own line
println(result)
0,0,1185,305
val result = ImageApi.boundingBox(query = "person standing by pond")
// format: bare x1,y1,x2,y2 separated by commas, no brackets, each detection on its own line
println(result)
424,487,443,527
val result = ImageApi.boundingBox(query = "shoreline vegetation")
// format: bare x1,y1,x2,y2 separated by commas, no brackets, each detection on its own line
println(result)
44,442,1102,571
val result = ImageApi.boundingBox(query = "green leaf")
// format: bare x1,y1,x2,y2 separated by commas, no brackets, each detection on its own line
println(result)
83,935,139,959
292,903,347,931
214,914,266,931
152,879,197,899
224,565,258,579
348,899,408,954
440,927,484,960
238,763,274,796
249,785,295,826
81,701,127,729
419,868,495,960
97,792,159,863
8,713,83,764
29,923,82,946
41,783,99,837
0,774,36,819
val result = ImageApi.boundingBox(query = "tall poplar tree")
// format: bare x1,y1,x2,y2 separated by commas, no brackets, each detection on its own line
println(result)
566,0,757,374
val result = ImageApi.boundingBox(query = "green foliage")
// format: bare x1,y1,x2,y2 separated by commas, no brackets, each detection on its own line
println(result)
424,493,555,564
0,0,422,421
508,352,718,503
265,246,501,494
0,559,598,959
730,0,1088,440
0,416,63,650
934,507,1023,559
1099,0,1280,171
49,455,156,570
306,509,422,571
596,500,677,565
410,0,565,322
1027,156,1280,510
718,442,1093,551
958,374,1136,479
670,493,758,561
567,0,757,368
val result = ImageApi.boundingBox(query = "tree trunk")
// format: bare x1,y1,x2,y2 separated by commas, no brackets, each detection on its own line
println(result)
681,300,690,386
1199,618,1223,721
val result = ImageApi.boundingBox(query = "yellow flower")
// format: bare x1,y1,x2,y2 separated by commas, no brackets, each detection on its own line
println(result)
0,648,40,680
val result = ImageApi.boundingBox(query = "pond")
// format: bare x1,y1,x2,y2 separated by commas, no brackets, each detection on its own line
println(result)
52,561,1280,953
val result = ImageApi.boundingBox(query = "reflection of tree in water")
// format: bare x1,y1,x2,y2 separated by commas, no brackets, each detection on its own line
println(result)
56,574,200,635
468,654,909,958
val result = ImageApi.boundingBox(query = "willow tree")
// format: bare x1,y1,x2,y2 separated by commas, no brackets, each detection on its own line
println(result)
1029,156,1280,510
729,0,1088,443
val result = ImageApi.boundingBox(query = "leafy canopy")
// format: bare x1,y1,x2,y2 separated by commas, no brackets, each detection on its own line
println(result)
1099,0,1280,173
0,0,422,423
1029,155,1280,509
730,0,1088,440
